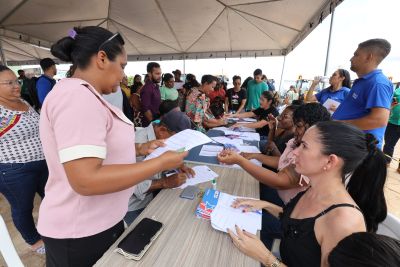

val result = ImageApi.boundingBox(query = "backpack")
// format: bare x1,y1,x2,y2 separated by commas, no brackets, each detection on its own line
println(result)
25,77,41,112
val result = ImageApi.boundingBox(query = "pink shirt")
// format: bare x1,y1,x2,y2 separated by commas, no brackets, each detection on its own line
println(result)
277,138,309,204
38,78,136,238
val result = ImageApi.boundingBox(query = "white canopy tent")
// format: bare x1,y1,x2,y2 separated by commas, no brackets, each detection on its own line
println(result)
0,0,343,66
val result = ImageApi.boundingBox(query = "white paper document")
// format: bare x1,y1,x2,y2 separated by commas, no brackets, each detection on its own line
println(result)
231,159,262,169
211,136,243,146
322,98,341,114
211,127,260,141
242,118,257,122
211,192,261,235
237,145,260,153
199,145,223,157
177,165,219,189
146,129,212,160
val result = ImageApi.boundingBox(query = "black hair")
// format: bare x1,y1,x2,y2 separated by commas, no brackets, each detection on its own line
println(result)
159,99,179,116
261,91,278,108
328,232,400,267
358,38,391,64
337,69,351,88
253,68,262,76
201,74,218,85
291,99,304,106
161,73,174,85
210,96,225,119
147,62,160,73
17,69,24,75
242,76,253,89
51,26,124,69
314,121,387,232
285,104,301,113
134,74,141,80
293,102,331,126
232,75,241,83
0,65,11,73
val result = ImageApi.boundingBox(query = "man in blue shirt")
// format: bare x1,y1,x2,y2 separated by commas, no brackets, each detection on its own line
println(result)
37,58,57,105
332,39,393,148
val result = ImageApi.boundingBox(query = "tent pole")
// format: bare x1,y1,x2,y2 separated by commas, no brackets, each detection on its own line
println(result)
0,39,7,66
324,9,335,76
278,55,286,94
183,57,186,74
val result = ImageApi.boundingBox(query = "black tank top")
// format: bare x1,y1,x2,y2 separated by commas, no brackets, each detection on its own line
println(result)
280,190,362,267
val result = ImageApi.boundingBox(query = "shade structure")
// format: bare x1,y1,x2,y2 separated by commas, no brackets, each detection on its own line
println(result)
0,0,344,65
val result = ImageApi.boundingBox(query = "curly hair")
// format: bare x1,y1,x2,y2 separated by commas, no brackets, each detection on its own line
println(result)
293,102,331,126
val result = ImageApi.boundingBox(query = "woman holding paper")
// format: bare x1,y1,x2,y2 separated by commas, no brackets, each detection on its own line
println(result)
38,26,187,267
228,90,279,137
226,121,387,267
305,69,351,113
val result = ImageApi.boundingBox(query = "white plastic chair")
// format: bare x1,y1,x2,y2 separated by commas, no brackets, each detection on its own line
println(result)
0,214,24,267
377,213,400,240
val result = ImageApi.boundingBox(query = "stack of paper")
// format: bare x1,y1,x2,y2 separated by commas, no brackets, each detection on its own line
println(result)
211,136,243,146
177,166,218,189
199,145,223,157
211,193,261,235
195,189,262,234
145,129,212,160
242,118,257,122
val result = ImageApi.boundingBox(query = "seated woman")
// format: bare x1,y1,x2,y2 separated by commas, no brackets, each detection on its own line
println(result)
185,75,226,133
229,91,279,137
225,121,387,267
305,69,351,113
329,232,400,267
218,103,331,249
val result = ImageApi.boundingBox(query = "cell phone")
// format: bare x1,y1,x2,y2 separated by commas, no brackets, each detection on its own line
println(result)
179,185,199,200
115,218,163,260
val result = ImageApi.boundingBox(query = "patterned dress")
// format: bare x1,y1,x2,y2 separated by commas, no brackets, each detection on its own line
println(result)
185,87,214,133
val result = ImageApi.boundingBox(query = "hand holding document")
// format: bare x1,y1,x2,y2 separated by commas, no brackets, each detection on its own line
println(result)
146,129,212,160
176,165,219,189
322,98,341,114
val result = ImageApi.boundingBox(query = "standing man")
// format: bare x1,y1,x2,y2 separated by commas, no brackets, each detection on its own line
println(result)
37,58,57,105
246,68,268,110
141,62,162,126
17,69,31,104
332,39,393,148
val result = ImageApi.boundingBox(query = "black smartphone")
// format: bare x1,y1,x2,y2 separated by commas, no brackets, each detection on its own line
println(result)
116,218,163,260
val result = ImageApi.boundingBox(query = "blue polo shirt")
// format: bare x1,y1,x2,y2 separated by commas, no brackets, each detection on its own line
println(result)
332,69,393,148
315,86,351,105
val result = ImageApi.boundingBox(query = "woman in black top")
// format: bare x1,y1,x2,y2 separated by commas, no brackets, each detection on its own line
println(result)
229,91,279,137
227,121,387,267
225,75,247,114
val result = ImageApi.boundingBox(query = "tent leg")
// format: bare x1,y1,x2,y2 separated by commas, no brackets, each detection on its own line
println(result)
278,55,286,94
324,9,335,76
0,40,7,66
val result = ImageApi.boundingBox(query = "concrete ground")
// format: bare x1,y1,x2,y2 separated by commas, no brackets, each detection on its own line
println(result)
1,147,400,267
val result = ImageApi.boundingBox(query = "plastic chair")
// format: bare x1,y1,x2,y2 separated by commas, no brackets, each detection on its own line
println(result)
377,213,400,240
0,214,24,267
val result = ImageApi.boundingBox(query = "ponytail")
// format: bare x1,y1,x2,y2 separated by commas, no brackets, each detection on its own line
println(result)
315,122,387,232
346,134,387,232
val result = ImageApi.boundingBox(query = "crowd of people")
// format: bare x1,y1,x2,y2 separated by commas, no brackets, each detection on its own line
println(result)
1,25,399,267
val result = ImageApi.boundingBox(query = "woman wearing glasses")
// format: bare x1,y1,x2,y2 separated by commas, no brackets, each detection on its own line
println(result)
0,65,48,254
38,26,187,266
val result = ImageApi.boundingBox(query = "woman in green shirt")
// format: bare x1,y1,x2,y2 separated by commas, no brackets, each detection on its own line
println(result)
383,83,400,173
160,73,178,101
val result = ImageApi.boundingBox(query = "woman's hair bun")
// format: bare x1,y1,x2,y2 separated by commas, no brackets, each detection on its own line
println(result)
50,36,74,62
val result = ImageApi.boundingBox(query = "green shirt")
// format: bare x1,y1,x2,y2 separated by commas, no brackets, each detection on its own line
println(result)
389,87,400,125
246,80,268,110
160,86,179,101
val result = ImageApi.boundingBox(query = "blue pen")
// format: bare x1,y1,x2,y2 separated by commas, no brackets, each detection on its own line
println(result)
253,210,262,215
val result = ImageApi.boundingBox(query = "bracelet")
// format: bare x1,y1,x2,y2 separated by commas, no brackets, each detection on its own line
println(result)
269,258,281,267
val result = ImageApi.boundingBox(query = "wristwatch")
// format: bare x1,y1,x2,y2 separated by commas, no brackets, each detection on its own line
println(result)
270,259,281,267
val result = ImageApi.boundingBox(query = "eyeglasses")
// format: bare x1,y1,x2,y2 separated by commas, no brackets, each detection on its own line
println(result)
0,80,21,87
98,32,124,51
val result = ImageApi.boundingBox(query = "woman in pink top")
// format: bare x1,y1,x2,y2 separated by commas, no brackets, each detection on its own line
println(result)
217,103,331,248
38,26,187,267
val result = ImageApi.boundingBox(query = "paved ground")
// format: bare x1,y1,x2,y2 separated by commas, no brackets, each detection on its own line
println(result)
1,148,399,267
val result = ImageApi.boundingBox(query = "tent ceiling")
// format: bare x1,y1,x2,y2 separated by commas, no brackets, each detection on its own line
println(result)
0,0,344,65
